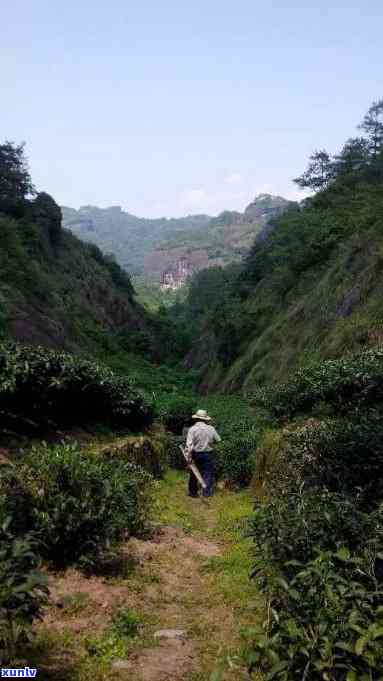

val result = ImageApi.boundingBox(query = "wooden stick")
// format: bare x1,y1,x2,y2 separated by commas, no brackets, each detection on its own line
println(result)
179,445,207,490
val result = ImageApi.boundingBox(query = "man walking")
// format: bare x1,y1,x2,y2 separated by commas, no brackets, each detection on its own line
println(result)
185,409,221,498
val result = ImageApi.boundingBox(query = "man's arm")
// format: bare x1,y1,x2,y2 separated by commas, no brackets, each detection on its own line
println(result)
185,427,195,460
213,427,221,443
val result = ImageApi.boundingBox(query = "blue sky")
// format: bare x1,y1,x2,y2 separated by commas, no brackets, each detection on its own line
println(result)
2,0,382,217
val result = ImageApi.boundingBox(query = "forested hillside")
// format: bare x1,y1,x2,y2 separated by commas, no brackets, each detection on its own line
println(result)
62,194,292,281
0,143,188,363
184,101,383,394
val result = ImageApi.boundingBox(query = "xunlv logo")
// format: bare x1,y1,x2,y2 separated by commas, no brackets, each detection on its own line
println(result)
1,670,37,678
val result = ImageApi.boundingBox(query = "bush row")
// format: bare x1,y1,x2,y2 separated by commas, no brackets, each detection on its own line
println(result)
248,353,383,678
0,521,49,665
0,342,154,433
252,347,383,418
0,441,154,663
263,412,383,511
0,442,153,568
248,491,383,680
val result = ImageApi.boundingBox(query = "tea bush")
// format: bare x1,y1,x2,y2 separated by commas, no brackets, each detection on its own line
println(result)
248,492,383,679
156,394,196,434
167,435,187,469
0,519,48,664
2,443,153,568
215,429,258,487
0,342,154,433
246,548,383,680
251,491,375,570
253,347,383,419
281,413,383,509
249,347,383,678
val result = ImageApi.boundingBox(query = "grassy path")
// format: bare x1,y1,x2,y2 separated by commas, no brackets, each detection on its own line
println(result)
29,471,263,681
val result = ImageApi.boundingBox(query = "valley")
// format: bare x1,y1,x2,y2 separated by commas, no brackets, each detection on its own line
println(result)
1,97,383,680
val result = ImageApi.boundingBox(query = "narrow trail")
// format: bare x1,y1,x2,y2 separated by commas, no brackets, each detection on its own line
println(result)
33,471,263,681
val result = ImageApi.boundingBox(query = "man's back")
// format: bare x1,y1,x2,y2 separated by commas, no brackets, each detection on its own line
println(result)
186,421,221,453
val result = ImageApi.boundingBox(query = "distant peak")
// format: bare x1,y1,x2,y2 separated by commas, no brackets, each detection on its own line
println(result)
245,193,290,212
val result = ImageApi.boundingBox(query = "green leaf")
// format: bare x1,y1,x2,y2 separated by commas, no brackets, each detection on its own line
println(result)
336,547,351,561
355,637,367,656
268,661,289,678
210,672,223,681
335,642,354,653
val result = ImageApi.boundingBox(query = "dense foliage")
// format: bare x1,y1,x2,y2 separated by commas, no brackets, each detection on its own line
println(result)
253,347,383,418
0,141,35,209
0,141,190,369
0,439,153,661
246,542,383,680
0,342,153,433
0,443,153,568
0,520,48,664
248,350,383,678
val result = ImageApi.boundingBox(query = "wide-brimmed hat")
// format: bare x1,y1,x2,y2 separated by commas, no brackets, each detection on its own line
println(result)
192,409,212,422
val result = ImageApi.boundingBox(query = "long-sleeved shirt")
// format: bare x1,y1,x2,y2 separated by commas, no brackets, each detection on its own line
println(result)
186,421,221,455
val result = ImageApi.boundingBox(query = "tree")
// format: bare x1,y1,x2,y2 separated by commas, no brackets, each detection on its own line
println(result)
32,192,62,246
332,137,370,177
358,99,383,158
294,150,334,191
0,141,35,203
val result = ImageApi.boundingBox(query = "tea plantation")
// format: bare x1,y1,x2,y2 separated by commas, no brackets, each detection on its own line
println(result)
247,349,383,680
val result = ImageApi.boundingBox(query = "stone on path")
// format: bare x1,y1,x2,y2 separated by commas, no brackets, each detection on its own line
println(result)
154,629,187,640
111,659,133,670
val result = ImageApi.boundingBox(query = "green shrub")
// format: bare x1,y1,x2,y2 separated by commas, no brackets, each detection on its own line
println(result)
0,519,48,664
3,443,153,568
167,435,188,470
253,348,383,419
248,491,383,680
85,607,143,663
156,394,196,434
215,430,258,487
245,548,383,680
111,607,142,638
0,342,154,433
268,413,383,509
251,491,376,574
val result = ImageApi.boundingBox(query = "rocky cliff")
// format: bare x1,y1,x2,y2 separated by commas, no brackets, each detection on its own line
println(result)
63,195,294,284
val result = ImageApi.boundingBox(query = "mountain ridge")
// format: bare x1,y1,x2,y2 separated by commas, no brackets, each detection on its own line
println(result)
62,194,294,282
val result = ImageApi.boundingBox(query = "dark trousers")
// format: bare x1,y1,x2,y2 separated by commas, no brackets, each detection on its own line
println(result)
188,451,214,497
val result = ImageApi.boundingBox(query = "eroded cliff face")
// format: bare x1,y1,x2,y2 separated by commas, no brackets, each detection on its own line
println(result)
160,257,194,290
63,195,294,283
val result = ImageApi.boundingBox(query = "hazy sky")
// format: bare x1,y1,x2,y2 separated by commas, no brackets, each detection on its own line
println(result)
2,0,382,217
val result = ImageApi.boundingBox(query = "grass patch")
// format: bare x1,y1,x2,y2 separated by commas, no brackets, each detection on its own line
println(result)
59,592,92,616
27,608,148,680
153,470,206,534
204,489,261,615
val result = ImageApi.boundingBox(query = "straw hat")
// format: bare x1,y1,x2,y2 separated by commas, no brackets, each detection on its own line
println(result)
192,409,212,422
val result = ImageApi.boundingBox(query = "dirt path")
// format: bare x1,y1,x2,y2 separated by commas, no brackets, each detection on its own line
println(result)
32,472,262,681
